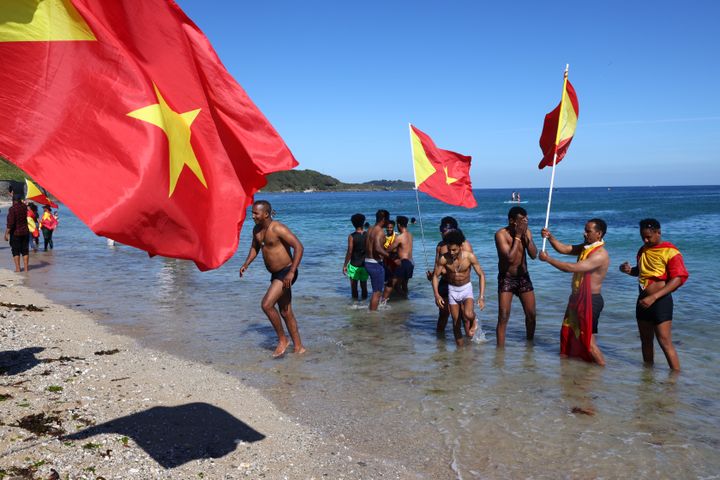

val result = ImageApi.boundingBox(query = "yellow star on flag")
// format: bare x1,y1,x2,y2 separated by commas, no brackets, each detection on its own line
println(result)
443,166,458,185
127,83,207,197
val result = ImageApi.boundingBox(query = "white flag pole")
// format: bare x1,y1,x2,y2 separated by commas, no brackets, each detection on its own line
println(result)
541,64,569,252
409,123,430,272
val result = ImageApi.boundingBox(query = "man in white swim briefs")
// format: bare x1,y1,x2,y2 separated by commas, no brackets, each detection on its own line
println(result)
432,230,486,346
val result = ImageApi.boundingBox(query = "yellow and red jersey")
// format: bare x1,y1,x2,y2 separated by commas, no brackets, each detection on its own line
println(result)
637,241,689,289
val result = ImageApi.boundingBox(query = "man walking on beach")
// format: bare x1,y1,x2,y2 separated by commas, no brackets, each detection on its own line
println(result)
540,219,609,366
620,218,688,371
382,215,414,302
4,193,30,273
495,206,538,347
365,209,390,311
432,230,486,346
239,200,305,357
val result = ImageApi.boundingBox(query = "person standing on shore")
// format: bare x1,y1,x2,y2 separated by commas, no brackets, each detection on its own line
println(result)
5,193,30,272
239,200,305,357
365,209,390,311
40,205,58,251
26,203,40,252
539,219,609,366
343,213,369,300
382,215,414,302
495,206,538,347
432,230,486,345
620,218,688,371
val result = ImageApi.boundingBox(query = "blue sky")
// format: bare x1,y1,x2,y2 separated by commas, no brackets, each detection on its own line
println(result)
176,0,719,188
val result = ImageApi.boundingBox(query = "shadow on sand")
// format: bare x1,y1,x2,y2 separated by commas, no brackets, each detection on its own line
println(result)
64,402,265,468
0,346,44,375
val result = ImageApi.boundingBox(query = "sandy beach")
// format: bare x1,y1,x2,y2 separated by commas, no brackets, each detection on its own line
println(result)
0,268,413,479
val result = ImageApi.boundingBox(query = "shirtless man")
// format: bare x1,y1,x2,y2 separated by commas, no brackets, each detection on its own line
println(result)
540,219,610,365
239,200,305,357
426,217,474,335
432,230,486,346
382,215,414,302
365,209,390,311
620,218,688,371
495,206,538,347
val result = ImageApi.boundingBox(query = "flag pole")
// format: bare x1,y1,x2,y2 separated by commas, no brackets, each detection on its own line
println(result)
409,123,430,272
541,64,569,252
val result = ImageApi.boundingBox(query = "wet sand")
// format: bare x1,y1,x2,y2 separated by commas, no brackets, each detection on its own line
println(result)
0,268,414,479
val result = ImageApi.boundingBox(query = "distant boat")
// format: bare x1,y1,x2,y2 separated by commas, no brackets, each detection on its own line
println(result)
503,200,528,204
303,188,315,193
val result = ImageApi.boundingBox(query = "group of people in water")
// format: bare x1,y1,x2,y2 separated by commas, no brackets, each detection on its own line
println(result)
4,192,59,273
240,200,688,370
239,199,688,370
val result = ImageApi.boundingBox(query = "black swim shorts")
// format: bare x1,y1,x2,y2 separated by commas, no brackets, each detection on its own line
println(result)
498,272,534,296
391,259,414,280
270,266,298,286
10,234,29,257
591,293,604,334
636,292,673,325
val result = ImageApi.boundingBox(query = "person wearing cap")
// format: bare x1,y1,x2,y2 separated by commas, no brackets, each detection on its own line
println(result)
5,193,30,272
494,206,538,347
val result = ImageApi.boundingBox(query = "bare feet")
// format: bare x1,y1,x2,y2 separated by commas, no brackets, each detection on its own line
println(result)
272,337,290,358
469,319,478,337
294,345,307,354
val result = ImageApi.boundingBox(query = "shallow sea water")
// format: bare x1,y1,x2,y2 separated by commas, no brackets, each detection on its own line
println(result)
19,186,720,478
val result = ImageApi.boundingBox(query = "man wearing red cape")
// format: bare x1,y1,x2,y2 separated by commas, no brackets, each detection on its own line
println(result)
540,219,610,366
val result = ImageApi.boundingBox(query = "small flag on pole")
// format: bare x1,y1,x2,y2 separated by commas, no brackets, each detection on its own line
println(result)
410,125,476,208
538,77,579,169
25,179,58,208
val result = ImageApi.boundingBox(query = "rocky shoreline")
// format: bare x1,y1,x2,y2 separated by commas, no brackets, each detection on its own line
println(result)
0,269,413,479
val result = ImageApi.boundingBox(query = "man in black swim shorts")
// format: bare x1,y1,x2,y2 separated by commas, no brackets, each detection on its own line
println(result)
620,218,689,371
239,200,305,357
540,219,610,366
494,207,538,347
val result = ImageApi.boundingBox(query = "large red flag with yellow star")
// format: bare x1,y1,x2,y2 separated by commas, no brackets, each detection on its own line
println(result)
0,0,297,270
410,125,476,208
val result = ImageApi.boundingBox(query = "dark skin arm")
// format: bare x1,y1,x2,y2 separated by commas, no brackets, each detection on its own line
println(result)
343,234,353,275
495,229,525,265
373,228,389,260
239,227,261,277
427,243,443,281
521,222,538,259
540,228,582,256
432,259,447,308
619,262,639,276
539,250,605,272
638,277,683,308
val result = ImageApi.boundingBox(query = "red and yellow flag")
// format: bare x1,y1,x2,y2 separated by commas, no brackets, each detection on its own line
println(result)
538,73,579,169
410,125,476,209
25,179,59,208
0,0,297,270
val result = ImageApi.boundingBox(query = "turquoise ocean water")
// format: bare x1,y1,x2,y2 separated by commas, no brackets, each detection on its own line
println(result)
17,186,720,478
